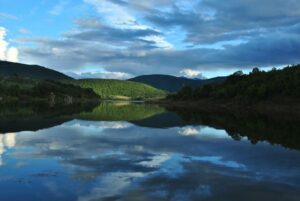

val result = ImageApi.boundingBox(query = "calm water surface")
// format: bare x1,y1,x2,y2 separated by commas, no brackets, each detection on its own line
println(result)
0,102,299,201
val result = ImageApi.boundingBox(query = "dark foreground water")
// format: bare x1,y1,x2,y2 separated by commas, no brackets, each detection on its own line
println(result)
0,102,300,201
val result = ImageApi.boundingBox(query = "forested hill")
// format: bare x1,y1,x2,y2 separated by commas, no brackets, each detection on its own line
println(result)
169,65,300,102
129,74,226,92
0,60,72,80
0,77,99,103
65,79,166,100
0,61,165,100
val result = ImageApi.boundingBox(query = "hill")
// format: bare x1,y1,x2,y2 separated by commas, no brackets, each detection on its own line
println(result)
0,77,99,103
0,60,72,80
65,79,166,100
129,74,226,92
168,65,300,103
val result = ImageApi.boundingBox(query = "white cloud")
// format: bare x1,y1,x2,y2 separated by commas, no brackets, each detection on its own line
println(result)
141,35,173,49
180,68,202,78
67,121,131,130
0,133,16,166
84,0,136,28
0,27,19,62
84,0,173,49
138,153,170,168
178,127,199,136
6,47,18,62
68,71,132,80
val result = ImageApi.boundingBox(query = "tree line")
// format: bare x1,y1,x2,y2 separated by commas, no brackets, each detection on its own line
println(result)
168,64,300,102
0,77,98,102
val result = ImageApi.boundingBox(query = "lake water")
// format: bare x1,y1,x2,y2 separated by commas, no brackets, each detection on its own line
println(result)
0,102,300,201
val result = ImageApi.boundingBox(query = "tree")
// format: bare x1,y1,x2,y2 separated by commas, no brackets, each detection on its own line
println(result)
178,86,194,100
233,70,244,76
251,67,260,74
200,84,213,97
227,70,244,83
271,67,277,72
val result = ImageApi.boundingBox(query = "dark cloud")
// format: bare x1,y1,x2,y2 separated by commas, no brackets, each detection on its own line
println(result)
149,0,300,42
21,29,300,76
66,25,162,44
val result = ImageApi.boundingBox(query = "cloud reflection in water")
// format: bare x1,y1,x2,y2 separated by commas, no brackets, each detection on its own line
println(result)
0,119,299,201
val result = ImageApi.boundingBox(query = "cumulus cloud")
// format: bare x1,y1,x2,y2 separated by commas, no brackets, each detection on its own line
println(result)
0,27,19,62
6,47,19,62
180,68,203,78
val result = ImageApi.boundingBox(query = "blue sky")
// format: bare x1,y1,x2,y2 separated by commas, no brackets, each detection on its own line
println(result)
1,0,300,79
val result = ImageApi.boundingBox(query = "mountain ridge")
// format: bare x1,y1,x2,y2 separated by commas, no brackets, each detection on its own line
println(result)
129,74,227,92
0,60,73,80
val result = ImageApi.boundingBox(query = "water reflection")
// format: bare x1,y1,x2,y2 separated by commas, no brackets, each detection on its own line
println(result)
0,102,300,200
0,102,98,133
0,133,16,165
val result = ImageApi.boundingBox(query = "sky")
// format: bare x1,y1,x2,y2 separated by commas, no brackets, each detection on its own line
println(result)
0,0,300,79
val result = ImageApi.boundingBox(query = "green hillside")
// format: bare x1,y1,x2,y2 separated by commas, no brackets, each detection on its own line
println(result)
65,79,166,100
0,60,72,80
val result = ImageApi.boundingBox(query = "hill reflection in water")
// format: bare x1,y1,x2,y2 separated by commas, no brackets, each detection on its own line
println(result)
0,102,300,200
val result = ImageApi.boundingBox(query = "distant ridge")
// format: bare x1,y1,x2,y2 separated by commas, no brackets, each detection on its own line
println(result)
129,74,227,92
0,60,72,80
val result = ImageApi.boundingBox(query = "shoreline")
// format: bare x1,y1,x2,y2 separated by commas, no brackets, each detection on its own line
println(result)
148,98,300,117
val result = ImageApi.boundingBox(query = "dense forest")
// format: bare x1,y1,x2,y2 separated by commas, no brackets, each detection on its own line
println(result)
0,77,99,104
169,64,300,102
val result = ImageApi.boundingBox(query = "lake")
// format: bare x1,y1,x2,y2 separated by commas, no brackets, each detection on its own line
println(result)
0,102,300,201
